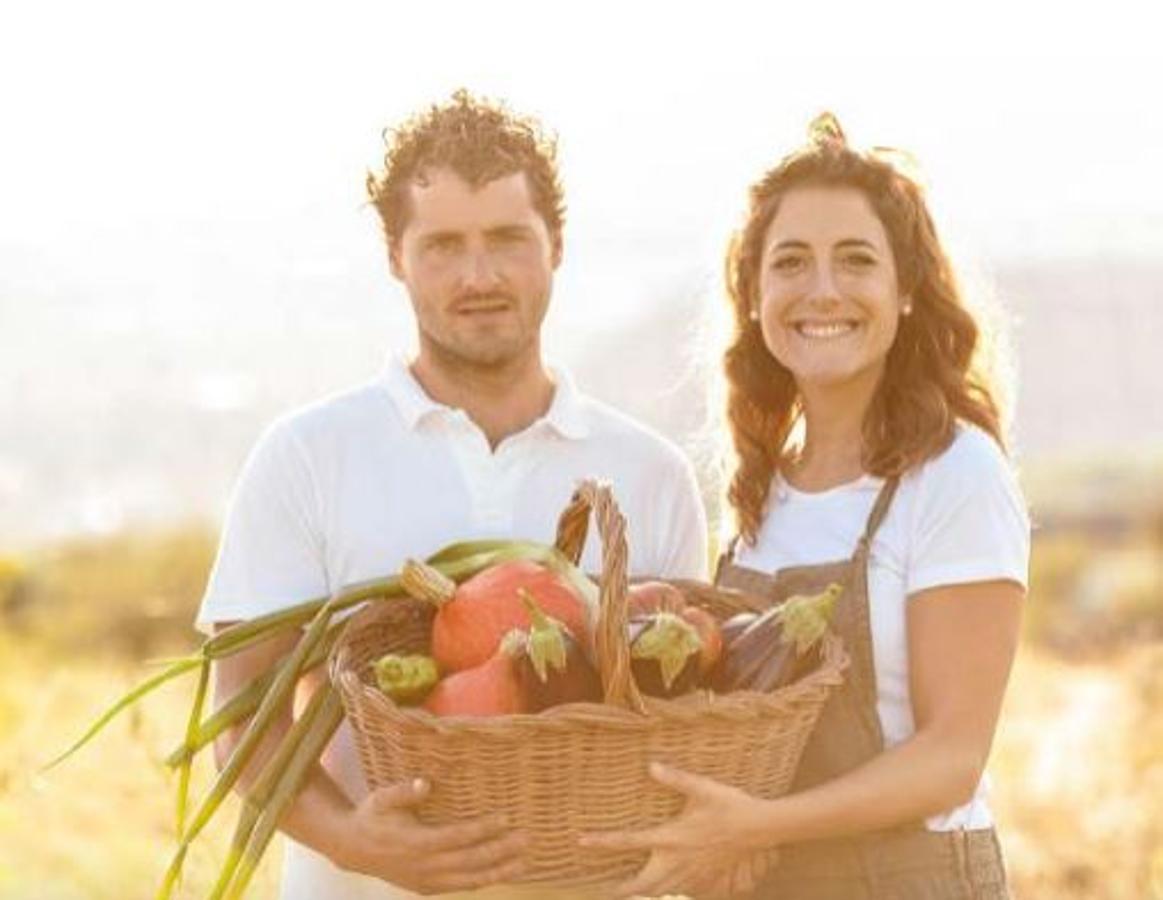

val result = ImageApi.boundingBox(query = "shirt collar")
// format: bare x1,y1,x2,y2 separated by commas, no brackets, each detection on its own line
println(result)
379,354,590,440
380,354,448,431
541,365,589,440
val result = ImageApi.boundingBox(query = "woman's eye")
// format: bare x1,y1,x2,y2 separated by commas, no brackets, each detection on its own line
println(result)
842,253,876,268
772,256,803,272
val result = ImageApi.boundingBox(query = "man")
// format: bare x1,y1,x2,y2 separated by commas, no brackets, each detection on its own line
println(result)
197,90,708,899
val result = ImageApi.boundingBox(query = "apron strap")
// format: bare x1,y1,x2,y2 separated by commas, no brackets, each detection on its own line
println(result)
853,476,900,561
712,532,742,583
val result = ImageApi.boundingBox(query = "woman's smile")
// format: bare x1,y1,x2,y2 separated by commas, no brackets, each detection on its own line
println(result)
788,318,863,339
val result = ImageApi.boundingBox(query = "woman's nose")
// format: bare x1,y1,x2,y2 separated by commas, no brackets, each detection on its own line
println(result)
805,264,841,304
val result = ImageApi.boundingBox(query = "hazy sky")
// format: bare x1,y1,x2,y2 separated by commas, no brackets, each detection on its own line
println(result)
3,0,1160,262
2,1,1161,542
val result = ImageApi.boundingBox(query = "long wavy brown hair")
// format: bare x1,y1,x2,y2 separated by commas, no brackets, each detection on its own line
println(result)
725,113,1004,543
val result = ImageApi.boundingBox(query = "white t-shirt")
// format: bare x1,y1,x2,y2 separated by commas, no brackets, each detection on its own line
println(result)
732,425,1029,832
198,356,708,900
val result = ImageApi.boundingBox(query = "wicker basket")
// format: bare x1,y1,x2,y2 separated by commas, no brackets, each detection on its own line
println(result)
331,479,848,885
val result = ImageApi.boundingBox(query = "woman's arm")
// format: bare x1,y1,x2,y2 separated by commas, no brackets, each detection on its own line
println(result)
756,578,1023,840
582,578,1023,897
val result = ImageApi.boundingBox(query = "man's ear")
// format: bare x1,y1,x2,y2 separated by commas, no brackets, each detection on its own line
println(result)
388,240,404,280
551,234,564,270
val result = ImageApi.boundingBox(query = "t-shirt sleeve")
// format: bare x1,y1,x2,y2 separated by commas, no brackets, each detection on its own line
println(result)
196,421,328,632
653,452,710,581
905,430,1030,597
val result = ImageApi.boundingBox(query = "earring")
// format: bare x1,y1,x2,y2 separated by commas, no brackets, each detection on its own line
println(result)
749,308,760,322
901,300,913,316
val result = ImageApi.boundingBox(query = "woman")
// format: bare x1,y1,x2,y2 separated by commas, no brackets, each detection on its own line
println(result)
582,115,1029,899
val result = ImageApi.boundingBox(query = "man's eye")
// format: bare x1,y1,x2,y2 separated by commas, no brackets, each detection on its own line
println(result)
428,236,460,252
843,253,876,268
772,256,804,272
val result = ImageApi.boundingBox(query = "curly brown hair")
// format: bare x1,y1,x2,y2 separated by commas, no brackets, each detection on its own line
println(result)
366,88,566,247
724,113,1004,543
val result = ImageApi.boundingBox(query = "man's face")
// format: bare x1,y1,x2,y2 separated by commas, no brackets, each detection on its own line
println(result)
390,168,562,370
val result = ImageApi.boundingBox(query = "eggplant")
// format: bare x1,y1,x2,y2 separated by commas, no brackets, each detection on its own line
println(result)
514,590,602,711
711,607,781,691
628,612,703,697
710,610,766,690
719,610,760,650
712,583,843,693
629,583,725,689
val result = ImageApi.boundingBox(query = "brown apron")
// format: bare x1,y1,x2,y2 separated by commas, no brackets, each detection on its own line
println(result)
714,478,1010,900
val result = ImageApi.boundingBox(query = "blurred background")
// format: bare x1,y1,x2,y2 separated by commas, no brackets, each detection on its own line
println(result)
1,2,1161,897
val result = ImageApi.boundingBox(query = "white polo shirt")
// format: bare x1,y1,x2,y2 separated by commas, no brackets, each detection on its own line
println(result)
198,356,708,900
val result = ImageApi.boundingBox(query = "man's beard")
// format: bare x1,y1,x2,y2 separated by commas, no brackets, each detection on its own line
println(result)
422,320,532,372
423,290,544,370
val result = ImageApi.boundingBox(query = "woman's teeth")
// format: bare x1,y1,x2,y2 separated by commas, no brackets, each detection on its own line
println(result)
794,321,858,338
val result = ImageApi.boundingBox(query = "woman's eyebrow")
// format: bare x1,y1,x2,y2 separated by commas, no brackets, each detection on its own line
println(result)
835,238,879,251
767,237,881,253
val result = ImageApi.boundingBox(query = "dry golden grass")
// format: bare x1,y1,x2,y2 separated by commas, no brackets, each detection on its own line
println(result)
993,644,1163,899
5,637,1161,898
1,517,1161,899
0,633,281,900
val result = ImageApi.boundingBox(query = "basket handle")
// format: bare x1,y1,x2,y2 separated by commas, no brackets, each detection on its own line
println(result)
553,479,645,714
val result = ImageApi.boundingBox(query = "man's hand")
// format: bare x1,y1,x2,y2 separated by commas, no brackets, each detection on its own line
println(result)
331,777,527,895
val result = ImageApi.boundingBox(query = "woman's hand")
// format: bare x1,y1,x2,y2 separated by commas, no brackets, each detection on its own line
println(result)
580,762,776,898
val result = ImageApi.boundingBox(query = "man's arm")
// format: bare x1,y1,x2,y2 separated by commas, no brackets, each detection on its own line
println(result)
658,453,709,580
212,625,528,895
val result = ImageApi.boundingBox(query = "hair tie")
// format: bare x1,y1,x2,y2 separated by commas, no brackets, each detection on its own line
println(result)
808,112,847,149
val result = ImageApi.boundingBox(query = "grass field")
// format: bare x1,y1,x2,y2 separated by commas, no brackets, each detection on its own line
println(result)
1,515,1160,899
0,635,282,900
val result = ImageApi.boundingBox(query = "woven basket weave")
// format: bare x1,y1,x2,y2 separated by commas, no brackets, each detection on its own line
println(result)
331,479,848,885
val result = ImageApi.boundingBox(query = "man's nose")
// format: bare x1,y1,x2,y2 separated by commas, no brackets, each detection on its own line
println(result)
459,247,502,293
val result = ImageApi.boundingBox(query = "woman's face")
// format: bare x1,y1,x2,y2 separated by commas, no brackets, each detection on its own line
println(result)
757,185,906,396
